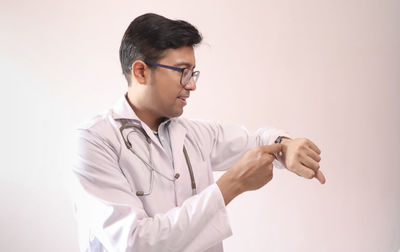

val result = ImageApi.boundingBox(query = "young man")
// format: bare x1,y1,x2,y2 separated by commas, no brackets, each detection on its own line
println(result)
71,13,325,252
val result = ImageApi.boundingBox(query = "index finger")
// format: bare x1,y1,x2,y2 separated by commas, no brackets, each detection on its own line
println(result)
260,143,282,154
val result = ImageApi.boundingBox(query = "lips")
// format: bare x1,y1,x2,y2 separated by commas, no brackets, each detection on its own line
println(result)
177,95,189,100
177,96,189,105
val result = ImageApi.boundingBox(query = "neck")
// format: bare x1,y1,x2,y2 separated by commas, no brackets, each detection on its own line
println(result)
126,93,165,131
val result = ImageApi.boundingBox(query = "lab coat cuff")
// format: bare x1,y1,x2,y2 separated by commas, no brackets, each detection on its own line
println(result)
273,159,286,170
260,129,291,170
275,133,292,169
211,183,233,238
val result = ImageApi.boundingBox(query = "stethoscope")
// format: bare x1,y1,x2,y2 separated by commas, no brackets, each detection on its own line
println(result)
119,121,197,197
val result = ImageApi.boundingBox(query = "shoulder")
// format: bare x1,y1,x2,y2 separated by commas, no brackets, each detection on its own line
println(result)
173,117,219,136
74,109,122,153
76,109,112,131
174,117,246,138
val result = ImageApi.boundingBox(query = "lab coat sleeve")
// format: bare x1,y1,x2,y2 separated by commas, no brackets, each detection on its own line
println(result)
185,119,291,171
71,129,232,252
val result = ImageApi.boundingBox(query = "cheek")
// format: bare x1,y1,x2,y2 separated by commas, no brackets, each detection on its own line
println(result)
152,72,182,104
155,84,178,106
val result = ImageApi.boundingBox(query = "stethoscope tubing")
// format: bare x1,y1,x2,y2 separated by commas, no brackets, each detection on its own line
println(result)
119,121,197,197
126,130,176,182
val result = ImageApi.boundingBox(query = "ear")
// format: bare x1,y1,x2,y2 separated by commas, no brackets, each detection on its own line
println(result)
131,60,149,85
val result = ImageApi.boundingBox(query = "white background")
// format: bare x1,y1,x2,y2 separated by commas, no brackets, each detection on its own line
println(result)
1,0,399,251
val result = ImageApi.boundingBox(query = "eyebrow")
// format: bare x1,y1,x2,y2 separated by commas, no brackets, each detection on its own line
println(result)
174,62,196,69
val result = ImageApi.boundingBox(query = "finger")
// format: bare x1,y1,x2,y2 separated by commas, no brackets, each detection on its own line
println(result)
266,163,273,172
305,147,321,163
293,162,315,179
314,170,326,184
263,153,276,164
260,143,282,154
299,154,320,172
306,139,321,155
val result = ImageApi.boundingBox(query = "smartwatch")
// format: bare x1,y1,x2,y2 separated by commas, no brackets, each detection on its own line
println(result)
274,136,284,144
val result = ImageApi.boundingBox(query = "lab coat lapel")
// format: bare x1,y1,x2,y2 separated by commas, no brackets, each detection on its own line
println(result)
111,94,169,156
168,120,191,205
168,119,187,161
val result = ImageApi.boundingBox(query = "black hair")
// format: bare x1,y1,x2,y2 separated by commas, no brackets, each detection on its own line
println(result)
119,13,203,83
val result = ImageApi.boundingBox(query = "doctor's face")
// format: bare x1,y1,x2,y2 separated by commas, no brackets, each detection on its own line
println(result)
146,46,197,119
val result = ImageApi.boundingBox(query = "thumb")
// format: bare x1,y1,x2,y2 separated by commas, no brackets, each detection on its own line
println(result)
315,170,326,184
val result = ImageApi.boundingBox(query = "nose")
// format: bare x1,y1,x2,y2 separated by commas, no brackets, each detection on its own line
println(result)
184,77,196,91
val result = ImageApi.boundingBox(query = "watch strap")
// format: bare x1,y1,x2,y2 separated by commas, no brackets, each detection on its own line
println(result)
274,136,284,144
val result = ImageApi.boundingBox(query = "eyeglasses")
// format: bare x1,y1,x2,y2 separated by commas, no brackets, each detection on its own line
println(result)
145,61,200,87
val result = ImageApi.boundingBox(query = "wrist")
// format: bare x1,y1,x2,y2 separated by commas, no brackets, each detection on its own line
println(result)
274,136,291,163
280,137,291,145
216,171,243,206
275,136,291,144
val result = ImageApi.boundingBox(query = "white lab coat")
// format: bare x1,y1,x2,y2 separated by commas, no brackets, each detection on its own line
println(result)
70,95,289,252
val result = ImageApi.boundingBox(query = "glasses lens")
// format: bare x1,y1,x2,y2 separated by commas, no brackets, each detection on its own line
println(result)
181,69,192,86
181,69,200,86
192,71,200,84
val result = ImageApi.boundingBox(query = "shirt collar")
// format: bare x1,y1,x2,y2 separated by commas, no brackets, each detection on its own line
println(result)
111,93,139,121
111,93,173,129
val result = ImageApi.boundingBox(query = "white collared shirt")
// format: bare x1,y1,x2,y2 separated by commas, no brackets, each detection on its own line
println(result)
70,94,290,252
153,120,174,168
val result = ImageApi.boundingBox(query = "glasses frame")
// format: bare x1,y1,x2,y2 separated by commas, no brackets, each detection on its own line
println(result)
145,61,200,87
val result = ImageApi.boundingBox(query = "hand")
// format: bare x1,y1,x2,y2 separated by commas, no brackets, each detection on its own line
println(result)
279,138,326,184
230,143,282,191
217,144,282,205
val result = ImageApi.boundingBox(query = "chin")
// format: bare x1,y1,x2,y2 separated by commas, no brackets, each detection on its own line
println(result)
168,109,184,118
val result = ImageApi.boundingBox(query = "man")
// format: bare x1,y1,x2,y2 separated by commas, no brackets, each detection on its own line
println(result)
71,13,325,252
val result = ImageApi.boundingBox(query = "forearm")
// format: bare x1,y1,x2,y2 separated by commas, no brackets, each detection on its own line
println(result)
216,170,244,206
